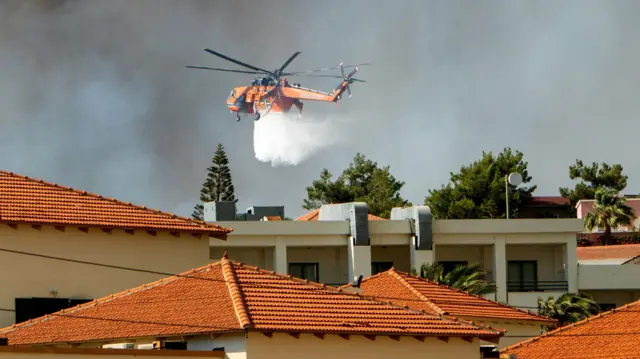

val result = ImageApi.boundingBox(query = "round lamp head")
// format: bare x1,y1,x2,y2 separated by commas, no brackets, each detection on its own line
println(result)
508,172,523,186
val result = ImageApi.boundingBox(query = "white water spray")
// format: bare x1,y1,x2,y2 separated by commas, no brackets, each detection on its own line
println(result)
253,111,346,166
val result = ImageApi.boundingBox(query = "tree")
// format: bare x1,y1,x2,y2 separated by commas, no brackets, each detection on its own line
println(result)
302,153,411,218
537,293,601,329
584,188,636,245
424,148,536,219
410,262,497,296
192,143,237,221
559,160,628,209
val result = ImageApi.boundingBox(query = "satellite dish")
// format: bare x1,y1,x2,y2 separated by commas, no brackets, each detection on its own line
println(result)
508,172,523,186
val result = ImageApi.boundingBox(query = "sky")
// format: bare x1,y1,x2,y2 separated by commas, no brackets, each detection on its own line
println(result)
1,0,639,220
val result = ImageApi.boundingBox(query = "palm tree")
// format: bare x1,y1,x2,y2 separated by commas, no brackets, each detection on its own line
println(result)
537,292,601,329
410,262,497,296
584,188,636,245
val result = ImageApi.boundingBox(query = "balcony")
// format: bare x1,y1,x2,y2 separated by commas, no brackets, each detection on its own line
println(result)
507,280,569,292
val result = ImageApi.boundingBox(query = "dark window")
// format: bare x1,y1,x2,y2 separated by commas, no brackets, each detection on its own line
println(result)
371,261,393,275
288,263,319,282
507,261,538,291
598,303,617,312
15,297,93,324
440,261,468,275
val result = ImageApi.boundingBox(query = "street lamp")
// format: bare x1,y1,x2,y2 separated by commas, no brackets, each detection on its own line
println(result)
505,172,522,219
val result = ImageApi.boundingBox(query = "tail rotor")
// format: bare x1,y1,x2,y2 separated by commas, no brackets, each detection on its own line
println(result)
338,62,360,99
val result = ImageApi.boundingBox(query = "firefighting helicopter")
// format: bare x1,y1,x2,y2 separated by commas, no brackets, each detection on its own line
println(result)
186,48,368,121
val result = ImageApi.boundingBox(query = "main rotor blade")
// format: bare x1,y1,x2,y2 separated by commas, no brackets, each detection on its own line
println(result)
279,52,301,73
204,48,272,74
285,62,370,75
185,66,264,74
287,73,366,82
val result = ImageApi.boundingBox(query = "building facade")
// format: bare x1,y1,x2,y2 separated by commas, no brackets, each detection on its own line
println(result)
207,202,583,311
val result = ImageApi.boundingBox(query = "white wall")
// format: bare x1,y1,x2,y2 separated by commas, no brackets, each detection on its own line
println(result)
188,333,247,359
578,264,640,290
246,332,480,359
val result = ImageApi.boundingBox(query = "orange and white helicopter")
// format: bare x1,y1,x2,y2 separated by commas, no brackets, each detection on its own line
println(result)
186,48,368,121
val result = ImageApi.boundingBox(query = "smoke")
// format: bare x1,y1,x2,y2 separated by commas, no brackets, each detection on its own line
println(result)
2,0,640,219
253,112,347,167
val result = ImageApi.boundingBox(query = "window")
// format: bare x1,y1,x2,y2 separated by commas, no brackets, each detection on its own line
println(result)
598,303,617,312
371,261,393,275
440,261,468,275
15,297,93,324
288,263,319,282
507,261,538,291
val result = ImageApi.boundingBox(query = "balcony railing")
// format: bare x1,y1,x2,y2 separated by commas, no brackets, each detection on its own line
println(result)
507,281,568,292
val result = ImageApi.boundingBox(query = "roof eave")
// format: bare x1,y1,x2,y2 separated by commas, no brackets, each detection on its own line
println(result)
0,221,232,239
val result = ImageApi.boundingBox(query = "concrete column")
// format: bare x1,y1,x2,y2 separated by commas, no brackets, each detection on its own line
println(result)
565,239,578,293
493,237,507,303
347,236,371,282
274,238,288,275
410,236,435,272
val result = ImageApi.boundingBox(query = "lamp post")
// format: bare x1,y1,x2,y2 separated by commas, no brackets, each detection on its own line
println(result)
505,172,523,219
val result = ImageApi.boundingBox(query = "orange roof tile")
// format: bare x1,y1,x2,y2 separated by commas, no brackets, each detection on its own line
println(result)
0,255,503,345
261,216,282,221
342,269,556,324
577,244,640,261
501,299,640,359
0,170,231,238
295,208,387,221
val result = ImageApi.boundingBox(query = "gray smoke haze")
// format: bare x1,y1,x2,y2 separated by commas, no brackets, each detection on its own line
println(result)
1,0,640,219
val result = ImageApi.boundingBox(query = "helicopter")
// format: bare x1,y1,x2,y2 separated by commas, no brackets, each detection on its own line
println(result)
186,48,368,121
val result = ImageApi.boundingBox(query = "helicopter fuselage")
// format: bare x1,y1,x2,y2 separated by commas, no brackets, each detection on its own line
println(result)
226,80,298,115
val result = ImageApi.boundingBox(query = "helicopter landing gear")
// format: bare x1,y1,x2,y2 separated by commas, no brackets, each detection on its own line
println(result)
254,112,261,121
236,114,241,122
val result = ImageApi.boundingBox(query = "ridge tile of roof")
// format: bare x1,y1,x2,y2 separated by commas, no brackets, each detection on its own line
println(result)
0,170,231,238
295,208,387,221
501,299,640,359
342,268,556,324
577,244,640,261
0,256,503,345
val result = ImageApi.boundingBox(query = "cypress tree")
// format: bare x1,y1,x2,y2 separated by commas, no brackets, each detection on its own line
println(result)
192,143,237,220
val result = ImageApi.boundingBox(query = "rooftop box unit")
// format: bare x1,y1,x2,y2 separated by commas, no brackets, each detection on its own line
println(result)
102,343,134,349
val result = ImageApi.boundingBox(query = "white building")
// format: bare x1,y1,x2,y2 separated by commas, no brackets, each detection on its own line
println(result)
206,202,583,311
577,244,640,309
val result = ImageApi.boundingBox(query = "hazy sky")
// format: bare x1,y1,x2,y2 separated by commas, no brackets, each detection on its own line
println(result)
1,0,639,219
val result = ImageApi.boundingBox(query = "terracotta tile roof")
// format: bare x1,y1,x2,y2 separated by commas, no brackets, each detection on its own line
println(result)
261,216,282,221
342,269,556,324
295,208,386,221
501,299,640,359
0,255,503,345
577,244,640,262
0,170,231,238
525,196,570,206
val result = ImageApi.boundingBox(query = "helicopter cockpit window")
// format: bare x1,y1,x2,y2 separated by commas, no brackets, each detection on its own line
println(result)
228,90,236,99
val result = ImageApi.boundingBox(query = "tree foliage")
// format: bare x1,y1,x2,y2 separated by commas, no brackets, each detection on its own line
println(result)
302,153,411,218
192,143,237,221
584,188,636,245
559,160,628,209
424,148,536,219
537,292,601,329
410,262,496,296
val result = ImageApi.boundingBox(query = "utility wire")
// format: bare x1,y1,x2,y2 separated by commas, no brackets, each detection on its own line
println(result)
1,246,627,339
1,305,639,339
0,247,549,310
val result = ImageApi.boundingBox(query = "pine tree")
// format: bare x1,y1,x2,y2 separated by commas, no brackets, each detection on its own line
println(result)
192,144,237,221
